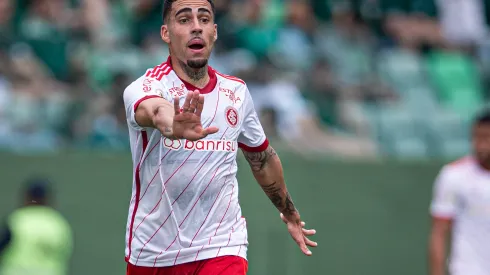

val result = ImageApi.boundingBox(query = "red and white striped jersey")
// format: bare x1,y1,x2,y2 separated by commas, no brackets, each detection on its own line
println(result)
122,57,268,267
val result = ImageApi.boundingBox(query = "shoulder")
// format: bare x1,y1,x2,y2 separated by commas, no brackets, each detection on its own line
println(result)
446,156,475,172
213,68,247,88
212,69,252,104
438,156,476,183
123,66,172,102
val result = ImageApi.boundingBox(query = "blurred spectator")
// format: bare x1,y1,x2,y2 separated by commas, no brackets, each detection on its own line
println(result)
0,0,489,159
0,178,73,275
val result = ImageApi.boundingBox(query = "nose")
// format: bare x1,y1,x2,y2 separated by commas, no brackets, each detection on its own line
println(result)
191,17,203,35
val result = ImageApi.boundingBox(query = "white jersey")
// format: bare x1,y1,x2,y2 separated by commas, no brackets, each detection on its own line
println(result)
430,156,490,275
122,57,268,267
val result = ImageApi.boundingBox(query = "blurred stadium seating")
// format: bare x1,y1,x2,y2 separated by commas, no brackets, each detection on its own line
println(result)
1,0,490,159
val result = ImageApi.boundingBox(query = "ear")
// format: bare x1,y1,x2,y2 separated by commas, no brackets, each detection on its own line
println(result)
213,24,218,42
161,24,171,44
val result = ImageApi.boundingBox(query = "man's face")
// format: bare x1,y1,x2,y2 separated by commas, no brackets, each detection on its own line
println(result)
161,0,217,69
473,123,490,164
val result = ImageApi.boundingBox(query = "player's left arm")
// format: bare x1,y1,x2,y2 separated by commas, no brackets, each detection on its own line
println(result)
238,85,317,256
241,145,317,255
241,146,295,217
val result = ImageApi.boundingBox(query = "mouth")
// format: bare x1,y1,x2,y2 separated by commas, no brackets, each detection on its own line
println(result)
188,39,205,52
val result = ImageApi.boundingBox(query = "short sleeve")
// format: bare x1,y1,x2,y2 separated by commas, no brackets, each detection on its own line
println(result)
123,76,172,130
430,167,461,220
237,86,269,152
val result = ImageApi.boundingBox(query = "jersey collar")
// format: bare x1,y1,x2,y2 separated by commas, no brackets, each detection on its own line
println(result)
166,56,217,95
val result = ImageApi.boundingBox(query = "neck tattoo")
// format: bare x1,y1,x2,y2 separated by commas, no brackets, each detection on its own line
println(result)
179,60,207,83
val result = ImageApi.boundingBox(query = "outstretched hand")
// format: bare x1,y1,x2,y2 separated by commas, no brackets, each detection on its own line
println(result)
172,90,219,141
280,213,318,256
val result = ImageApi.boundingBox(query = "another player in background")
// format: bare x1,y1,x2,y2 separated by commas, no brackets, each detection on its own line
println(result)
0,178,73,275
123,0,317,274
429,111,490,275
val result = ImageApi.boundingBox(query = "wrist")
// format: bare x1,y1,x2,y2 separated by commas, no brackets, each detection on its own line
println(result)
283,210,300,222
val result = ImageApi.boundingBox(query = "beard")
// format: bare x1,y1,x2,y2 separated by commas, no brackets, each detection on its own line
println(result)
187,58,208,69
179,58,208,81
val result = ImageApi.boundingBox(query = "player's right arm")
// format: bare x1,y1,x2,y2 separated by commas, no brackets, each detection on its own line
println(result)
123,77,177,138
134,97,176,138
428,167,458,275
123,78,218,140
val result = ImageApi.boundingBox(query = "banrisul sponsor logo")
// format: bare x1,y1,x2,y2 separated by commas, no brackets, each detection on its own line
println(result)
163,138,237,152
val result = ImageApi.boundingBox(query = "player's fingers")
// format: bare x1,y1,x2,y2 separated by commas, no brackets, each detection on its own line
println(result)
301,221,306,228
182,91,193,112
195,95,205,117
201,126,219,137
304,236,318,248
188,91,199,113
296,238,312,256
174,96,180,115
302,228,316,236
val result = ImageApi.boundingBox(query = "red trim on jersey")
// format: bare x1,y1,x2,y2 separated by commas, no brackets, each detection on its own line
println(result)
215,71,246,85
238,139,269,152
133,95,161,112
145,62,172,80
126,131,149,263
151,64,167,78
156,66,172,81
149,63,165,77
166,56,217,94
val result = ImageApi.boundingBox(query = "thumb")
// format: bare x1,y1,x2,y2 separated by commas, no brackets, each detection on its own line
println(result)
202,126,219,137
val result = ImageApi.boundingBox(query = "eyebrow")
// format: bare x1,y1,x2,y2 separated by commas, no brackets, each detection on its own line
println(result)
198,8,211,15
175,7,212,17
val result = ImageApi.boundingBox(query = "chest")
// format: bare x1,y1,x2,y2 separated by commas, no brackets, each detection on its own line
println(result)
459,178,490,218
169,83,245,141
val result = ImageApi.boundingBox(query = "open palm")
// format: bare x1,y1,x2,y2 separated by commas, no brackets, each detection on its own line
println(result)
172,90,219,141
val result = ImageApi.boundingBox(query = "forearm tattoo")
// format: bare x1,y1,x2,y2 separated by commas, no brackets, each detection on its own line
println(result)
262,182,297,216
242,145,277,172
243,146,297,216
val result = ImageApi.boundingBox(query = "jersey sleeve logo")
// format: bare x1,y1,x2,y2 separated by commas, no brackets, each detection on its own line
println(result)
225,106,239,128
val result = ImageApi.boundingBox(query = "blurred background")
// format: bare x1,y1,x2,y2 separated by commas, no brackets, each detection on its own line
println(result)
0,0,487,274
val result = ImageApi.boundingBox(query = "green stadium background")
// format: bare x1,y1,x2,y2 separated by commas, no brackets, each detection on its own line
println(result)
0,150,444,275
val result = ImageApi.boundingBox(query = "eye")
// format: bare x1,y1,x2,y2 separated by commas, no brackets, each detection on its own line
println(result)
179,18,189,24
201,17,210,23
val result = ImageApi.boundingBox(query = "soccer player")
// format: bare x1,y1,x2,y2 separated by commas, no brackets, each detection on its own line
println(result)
122,1,318,274
429,111,490,275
